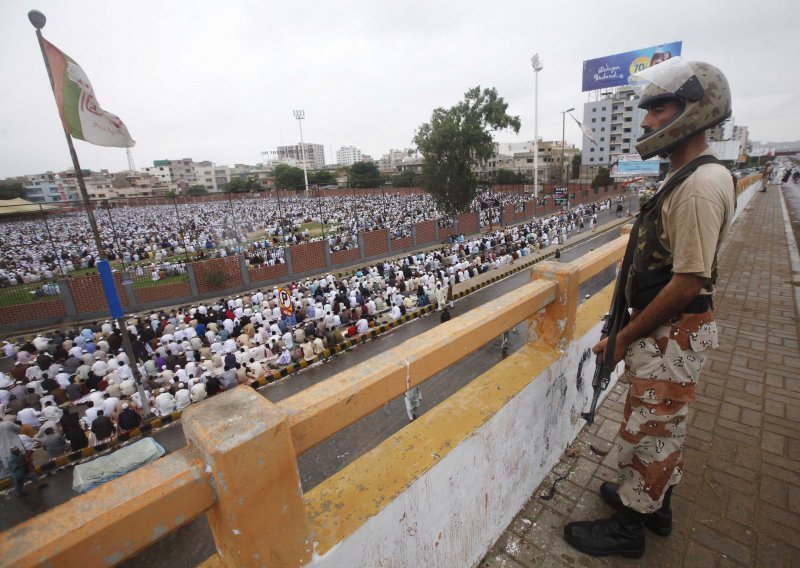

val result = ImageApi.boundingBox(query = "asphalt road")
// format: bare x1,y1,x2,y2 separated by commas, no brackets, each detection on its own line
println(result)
0,202,636,566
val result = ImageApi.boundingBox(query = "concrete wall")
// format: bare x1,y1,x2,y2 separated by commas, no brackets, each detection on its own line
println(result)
306,288,622,567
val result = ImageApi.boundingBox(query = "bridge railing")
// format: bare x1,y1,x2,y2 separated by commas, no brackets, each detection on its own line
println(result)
0,232,630,567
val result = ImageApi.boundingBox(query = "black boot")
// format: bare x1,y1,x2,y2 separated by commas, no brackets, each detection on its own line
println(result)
564,505,645,558
600,481,673,536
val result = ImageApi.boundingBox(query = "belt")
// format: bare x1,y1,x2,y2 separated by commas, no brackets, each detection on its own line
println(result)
630,294,713,316
683,295,713,313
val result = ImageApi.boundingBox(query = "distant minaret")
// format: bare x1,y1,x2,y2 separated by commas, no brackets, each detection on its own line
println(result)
126,147,136,172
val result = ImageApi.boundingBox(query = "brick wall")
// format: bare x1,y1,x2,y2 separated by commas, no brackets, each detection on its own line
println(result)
134,281,192,305
249,263,289,283
525,201,537,219
439,226,456,239
415,220,436,245
363,229,389,258
457,212,479,236
391,236,413,252
331,248,361,266
0,300,66,326
113,272,129,307
289,241,325,274
69,275,110,314
514,209,525,223
193,257,244,294
502,205,514,226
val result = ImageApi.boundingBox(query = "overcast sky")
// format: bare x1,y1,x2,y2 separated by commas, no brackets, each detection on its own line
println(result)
1,0,798,179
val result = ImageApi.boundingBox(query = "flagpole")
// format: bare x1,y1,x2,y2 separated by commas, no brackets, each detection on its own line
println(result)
29,10,150,417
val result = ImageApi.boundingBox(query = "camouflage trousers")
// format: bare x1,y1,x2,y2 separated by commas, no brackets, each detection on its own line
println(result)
616,309,718,514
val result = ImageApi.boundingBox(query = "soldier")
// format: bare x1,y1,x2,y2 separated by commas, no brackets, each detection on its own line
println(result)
761,160,773,192
564,58,735,558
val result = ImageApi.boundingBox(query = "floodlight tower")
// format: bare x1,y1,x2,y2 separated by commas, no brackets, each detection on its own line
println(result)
531,54,543,197
293,109,310,196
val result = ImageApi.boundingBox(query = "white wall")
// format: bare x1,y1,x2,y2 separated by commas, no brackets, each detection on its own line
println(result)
311,319,622,567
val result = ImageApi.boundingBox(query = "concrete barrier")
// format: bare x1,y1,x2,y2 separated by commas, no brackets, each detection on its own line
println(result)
0,235,630,567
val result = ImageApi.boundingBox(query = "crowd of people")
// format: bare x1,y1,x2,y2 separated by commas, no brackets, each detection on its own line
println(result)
0,189,573,288
0,195,624,495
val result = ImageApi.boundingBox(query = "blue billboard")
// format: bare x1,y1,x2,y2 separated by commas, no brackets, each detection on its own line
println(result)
582,42,682,92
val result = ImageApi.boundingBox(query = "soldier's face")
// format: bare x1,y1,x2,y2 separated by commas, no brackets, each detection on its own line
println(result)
641,100,681,136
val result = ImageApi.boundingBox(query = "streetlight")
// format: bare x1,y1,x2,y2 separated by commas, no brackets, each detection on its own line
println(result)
292,109,310,196
561,107,575,185
531,54,543,198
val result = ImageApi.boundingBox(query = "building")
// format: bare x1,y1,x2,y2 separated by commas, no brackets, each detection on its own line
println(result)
22,172,80,203
732,124,749,151
477,140,578,182
143,158,197,184
193,162,219,192
336,146,363,166
581,87,646,166
276,143,325,169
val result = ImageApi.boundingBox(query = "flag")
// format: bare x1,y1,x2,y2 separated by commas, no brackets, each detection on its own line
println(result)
569,114,597,147
42,37,135,148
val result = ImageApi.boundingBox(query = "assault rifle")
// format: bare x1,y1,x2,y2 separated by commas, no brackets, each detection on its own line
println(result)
581,313,613,425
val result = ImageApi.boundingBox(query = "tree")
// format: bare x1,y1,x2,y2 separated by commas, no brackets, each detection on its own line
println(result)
414,86,520,215
349,161,381,188
572,153,582,179
308,170,336,186
591,167,613,189
391,170,418,188
0,182,26,200
222,178,245,193
222,176,262,193
495,168,526,185
273,164,305,190
187,185,208,195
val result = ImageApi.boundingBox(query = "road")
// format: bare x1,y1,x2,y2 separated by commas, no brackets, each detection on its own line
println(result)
0,202,637,566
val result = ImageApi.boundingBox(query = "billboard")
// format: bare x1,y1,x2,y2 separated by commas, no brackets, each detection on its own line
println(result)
582,42,682,92
611,154,661,178
708,140,742,162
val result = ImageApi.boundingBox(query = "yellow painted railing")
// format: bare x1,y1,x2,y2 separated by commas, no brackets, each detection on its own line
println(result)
0,233,630,568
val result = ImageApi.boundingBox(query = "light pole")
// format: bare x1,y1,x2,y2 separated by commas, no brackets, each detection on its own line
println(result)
531,54,543,198
561,107,575,185
293,109,310,196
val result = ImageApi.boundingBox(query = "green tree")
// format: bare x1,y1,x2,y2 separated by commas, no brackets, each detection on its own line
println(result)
308,170,336,185
0,182,27,200
413,86,520,215
495,169,527,185
572,153,582,179
391,170,418,187
349,161,381,188
273,164,305,190
591,167,613,189
222,178,244,193
187,185,208,195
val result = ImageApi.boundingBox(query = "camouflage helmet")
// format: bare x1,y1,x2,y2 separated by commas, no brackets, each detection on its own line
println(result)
632,57,731,160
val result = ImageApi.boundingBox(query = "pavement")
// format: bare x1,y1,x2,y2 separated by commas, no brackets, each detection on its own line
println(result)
480,183,800,567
